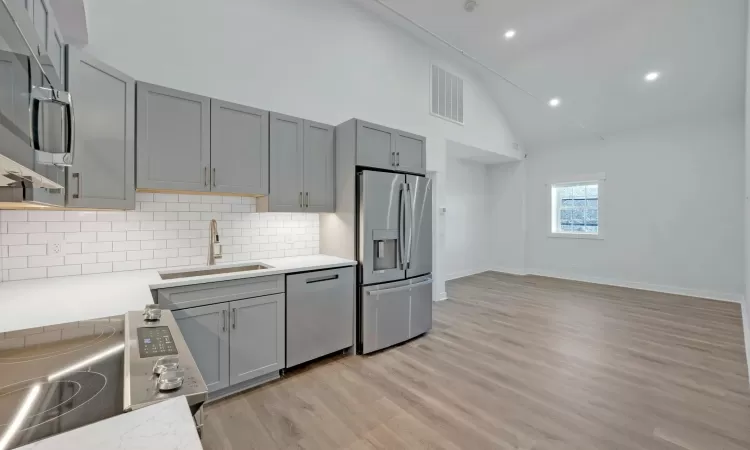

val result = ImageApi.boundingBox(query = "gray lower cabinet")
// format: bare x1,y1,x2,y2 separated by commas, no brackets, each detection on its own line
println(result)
342,119,427,175
65,47,135,209
229,294,285,385
169,285,285,394
173,302,230,393
258,113,334,212
210,100,269,195
136,82,211,191
286,267,354,368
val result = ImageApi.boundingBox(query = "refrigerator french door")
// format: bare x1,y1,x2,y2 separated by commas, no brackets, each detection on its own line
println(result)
358,170,432,354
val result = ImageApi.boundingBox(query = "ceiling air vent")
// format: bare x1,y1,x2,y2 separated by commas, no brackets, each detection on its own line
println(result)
431,64,464,125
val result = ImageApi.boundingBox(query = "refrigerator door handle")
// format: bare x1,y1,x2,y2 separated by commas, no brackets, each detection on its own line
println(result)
406,182,413,269
366,278,433,295
398,183,406,270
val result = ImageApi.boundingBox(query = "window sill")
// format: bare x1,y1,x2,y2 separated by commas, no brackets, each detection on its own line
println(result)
548,232,603,240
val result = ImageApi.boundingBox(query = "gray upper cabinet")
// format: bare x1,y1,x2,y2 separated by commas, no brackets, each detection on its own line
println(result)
136,82,211,191
228,294,285,385
20,0,64,83
210,100,268,195
395,130,426,175
356,120,395,171
261,113,304,212
66,47,135,209
259,113,334,213
353,120,426,175
173,302,230,393
303,120,334,212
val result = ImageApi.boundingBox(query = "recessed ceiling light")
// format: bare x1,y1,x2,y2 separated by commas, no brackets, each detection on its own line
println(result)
504,29,516,39
548,97,561,108
464,0,478,12
644,71,661,82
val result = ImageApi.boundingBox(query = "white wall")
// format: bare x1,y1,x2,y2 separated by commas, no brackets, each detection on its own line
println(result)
444,157,490,280
524,116,744,301
82,0,521,300
488,160,526,274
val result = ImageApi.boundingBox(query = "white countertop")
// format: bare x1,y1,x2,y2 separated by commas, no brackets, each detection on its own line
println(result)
0,254,355,333
17,396,201,450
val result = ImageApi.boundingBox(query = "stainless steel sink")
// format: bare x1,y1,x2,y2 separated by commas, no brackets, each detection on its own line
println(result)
159,263,272,280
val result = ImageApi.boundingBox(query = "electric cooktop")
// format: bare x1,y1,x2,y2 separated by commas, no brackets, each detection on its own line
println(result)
0,317,125,450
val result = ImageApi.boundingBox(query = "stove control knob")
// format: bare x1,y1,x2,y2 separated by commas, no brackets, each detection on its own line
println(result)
143,304,161,321
153,356,179,375
157,368,184,391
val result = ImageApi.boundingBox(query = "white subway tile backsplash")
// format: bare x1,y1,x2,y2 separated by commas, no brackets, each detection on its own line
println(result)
3,211,27,222
48,265,82,278
82,262,112,275
97,252,126,263
66,253,97,265
8,222,46,234
0,195,319,281
9,267,46,280
113,241,141,252
9,245,47,257
82,242,113,253
81,222,112,232
65,211,97,222
28,255,64,267
113,261,141,272
47,222,80,233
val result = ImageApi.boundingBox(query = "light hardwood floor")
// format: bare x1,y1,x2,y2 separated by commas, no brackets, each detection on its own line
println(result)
202,272,750,450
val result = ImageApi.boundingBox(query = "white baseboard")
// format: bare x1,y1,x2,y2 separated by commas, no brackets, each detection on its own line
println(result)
491,267,528,276
523,268,744,304
445,267,492,281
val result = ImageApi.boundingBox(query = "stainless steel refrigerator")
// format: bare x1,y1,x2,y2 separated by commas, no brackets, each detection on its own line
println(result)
358,170,432,354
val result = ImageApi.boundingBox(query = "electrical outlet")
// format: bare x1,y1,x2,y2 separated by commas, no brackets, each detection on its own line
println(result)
48,242,65,256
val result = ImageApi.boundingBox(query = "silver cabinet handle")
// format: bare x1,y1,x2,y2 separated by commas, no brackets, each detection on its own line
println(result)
305,192,309,208
396,152,400,166
31,86,75,167
299,192,303,208
72,173,81,199
204,167,208,187
213,168,217,187
232,308,237,329
222,309,226,332
391,151,395,166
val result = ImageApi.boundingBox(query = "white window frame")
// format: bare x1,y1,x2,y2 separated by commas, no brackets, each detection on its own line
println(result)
548,173,605,240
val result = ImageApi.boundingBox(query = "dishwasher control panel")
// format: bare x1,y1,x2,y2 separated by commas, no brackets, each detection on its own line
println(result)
136,326,178,358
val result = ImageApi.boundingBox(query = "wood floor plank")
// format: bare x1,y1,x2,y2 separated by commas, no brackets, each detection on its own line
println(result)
202,272,750,449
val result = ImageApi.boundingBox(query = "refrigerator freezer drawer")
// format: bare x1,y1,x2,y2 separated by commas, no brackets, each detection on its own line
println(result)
287,267,355,367
360,275,432,354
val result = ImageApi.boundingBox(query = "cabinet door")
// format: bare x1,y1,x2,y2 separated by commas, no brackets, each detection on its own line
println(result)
356,120,395,171
66,48,135,209
394,131,426,175
210,100,268,195
286,267,354,367
268,113,304,212
229,294,285,385
173,303,230,393
302,120,334,212
136,82,210,191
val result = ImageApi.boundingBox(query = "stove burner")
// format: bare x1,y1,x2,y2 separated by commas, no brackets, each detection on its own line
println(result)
0,326,116,365
0,380,81,427
0,372,107,439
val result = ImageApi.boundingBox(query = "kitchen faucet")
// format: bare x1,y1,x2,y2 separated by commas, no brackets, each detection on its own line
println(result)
208,219,222,265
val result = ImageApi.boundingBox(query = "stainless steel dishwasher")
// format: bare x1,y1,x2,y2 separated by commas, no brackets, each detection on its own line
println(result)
286,266,355,368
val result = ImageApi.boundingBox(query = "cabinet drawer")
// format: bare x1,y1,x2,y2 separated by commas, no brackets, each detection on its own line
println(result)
286,267,354,368
157,275,284,310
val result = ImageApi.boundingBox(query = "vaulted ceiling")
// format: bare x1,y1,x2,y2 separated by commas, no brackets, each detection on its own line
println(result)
372,0,747,148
